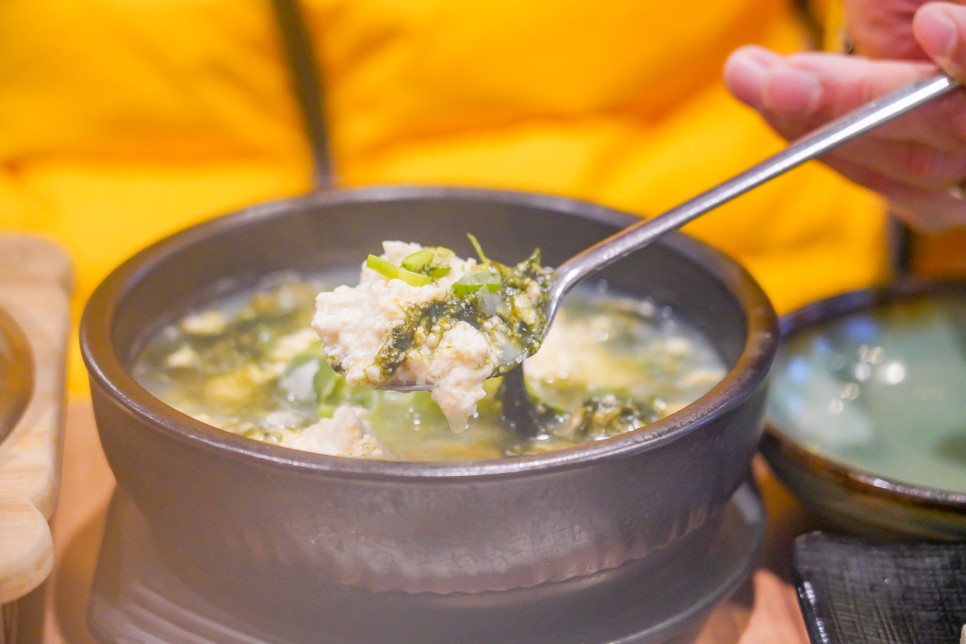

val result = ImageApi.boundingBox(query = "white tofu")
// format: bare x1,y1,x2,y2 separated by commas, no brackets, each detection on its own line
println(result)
526,311,643,391
312,241,501,432
180,310,228,336
281,406,385,458
264,327,321,377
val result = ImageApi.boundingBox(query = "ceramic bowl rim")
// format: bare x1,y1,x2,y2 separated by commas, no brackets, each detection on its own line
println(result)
763,278,966,511
81,184,778,481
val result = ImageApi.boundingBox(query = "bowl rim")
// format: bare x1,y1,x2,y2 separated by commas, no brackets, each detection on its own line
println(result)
81,185,778,480
763,278,966,511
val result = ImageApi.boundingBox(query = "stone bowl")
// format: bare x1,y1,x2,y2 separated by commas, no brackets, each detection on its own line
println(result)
80,186,777,606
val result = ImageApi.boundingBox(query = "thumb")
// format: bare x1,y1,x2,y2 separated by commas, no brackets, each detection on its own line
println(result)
914,2,966,79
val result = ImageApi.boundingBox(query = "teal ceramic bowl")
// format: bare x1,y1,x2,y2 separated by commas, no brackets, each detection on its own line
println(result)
762,280,966,540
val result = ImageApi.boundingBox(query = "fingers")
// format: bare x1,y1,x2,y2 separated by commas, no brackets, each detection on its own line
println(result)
843,0,927,59
915,2,966,79
831,139,966,190
724,44,966,231
725,46,929,117
821,156,966,231
891,192,966,231
725,46,966,151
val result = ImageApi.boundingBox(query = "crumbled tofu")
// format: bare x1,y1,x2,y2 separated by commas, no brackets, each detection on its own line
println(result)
269,328,320,364
526,311,643,391
263,327,321,377
280,406,385,458
164,344,200,369
662,336,693,356
203,373,254,407
312,241,502,432
678,368,724,388
180,310,228,336
413,321,496,431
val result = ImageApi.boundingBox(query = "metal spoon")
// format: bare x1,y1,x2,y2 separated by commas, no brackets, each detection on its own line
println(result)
501,71,959,437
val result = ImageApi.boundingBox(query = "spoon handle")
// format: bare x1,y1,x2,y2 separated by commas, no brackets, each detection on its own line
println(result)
552,72,959,299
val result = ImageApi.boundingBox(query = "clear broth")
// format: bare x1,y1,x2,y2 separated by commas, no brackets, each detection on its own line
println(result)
133,272,726,461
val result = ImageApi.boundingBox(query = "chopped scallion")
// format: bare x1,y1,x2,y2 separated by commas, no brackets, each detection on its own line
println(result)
401,249,434,272
466,233,490,264
453,269,501,296
402,248,453,279
366,254,432,286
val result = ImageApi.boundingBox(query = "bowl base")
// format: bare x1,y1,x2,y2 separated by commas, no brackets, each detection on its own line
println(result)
87,482,764,643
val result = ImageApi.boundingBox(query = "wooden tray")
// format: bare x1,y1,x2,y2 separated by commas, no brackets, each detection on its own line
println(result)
0,234,72,604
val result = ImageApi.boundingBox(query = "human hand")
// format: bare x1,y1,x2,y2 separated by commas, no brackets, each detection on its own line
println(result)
843,0,935,60
724,2,966,231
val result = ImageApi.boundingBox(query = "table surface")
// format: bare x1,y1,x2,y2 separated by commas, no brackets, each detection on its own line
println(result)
43,401,818,643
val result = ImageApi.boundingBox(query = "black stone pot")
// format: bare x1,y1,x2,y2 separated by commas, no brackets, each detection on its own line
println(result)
80,186,777,605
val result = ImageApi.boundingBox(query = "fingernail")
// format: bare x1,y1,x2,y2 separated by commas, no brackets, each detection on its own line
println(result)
916,6,957,59
764,66,821,114
724,49,768,107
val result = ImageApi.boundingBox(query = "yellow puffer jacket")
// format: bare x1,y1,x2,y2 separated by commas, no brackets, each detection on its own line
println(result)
0,0,891,397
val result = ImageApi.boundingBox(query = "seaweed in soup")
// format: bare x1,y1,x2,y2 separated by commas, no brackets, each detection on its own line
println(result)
133,272,725,461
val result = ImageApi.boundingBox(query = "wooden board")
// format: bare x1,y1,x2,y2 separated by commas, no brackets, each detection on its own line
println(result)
0,234,72,604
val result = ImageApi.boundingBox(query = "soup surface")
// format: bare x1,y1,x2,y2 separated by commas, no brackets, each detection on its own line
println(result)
133,272,726,461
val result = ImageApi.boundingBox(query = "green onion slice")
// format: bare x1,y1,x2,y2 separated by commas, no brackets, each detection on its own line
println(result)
401,249,434,272
401,248,452,278
466,233,490,264
453,269,501,296
366,254,432,286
